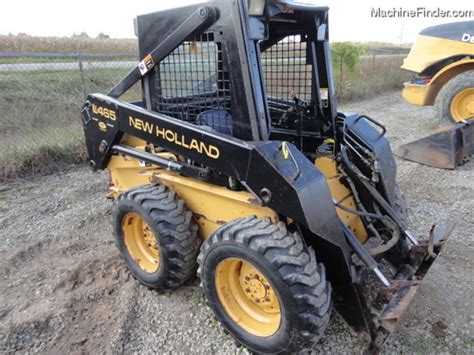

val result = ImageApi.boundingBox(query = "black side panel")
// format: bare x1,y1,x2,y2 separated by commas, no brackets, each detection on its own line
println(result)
420,20,474,42
345,114,397,204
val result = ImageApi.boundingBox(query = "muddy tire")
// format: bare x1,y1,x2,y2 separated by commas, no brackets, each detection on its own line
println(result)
197,216,332,353
435,70,474,123
113,184,199,291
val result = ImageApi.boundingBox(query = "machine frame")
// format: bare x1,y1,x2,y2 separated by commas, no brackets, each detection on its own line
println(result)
81,1,451,352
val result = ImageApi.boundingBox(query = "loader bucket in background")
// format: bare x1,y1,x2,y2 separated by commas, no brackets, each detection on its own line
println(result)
396,118,474,169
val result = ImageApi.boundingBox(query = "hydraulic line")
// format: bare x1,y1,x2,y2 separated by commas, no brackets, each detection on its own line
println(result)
334,200,400,255
340,146,420,245
338,162,383,241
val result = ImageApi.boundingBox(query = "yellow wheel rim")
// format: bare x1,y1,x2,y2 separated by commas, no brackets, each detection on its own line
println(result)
215,258,281,337
122,212,160,273
450,88,474,122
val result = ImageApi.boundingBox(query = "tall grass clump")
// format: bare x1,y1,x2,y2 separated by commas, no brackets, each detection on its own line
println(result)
331,42,411,102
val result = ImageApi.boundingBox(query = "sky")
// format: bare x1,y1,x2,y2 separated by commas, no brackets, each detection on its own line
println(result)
0,0,472,44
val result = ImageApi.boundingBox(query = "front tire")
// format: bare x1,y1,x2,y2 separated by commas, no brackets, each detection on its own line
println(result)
198,217,332,353
435,70,474,123
113,184,199,291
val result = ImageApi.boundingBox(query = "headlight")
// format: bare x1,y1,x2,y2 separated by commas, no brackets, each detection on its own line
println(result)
248,0,266,16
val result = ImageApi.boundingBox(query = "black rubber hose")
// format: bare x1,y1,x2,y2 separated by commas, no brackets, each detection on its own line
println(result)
340,223,378,270
334,201,384,220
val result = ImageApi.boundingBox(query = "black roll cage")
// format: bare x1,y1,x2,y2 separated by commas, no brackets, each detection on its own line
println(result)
109,0,337,146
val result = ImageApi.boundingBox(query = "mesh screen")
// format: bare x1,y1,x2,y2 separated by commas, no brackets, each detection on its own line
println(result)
261,35,313,102
155,33,232,134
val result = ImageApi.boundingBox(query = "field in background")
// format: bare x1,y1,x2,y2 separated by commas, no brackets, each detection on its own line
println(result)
0,36,412,179
0,35,138,55
0,35,411,56
336,56,411,102
0,57,142,178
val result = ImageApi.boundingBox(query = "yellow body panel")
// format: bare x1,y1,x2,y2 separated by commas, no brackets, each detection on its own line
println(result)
315,157,368,243
401,35,473,74
108,154,278,240
401,33,474,107
109,150,367,243
402,82,432,106
402,59,474,106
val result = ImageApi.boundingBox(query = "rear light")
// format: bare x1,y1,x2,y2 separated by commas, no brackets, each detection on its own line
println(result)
412,76,431,85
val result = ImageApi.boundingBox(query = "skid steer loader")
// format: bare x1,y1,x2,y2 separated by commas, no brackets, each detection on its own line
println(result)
80,1,451,352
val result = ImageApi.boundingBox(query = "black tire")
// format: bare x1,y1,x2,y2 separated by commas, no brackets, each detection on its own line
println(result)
385,184,409,268
113,184,199,291
197,216,332,353
435,70,474,123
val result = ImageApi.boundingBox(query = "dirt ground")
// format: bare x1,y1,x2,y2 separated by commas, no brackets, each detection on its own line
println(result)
0,92,473,353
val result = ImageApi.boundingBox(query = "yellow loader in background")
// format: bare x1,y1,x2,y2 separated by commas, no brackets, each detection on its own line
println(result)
397,21,474,169
402,21,474,122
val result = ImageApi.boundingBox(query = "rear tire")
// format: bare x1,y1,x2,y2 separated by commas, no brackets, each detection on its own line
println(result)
198,217,332,353
435,70,474,123
113,184,199,291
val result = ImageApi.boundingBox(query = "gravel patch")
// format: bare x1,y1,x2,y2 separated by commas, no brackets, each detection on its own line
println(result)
0,92,472,353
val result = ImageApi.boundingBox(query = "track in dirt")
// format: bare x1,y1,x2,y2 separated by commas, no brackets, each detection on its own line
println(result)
0,92,473,353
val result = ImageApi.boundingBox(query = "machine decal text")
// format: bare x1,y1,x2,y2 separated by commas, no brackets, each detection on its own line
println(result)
128,116,220,159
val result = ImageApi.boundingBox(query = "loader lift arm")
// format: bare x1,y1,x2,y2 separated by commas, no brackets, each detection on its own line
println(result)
108,5,218,99
82,93,349,254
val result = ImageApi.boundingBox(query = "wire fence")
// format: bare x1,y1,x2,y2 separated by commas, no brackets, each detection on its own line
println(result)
0,52,140,176
0,51,409,178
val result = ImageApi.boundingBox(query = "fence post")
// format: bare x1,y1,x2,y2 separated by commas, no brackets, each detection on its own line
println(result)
339,52,344,98
78,55,87,99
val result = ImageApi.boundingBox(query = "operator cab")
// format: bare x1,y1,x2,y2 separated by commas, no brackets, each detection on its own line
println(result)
136,0,336,154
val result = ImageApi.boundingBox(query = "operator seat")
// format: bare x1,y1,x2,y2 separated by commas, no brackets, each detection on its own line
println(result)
196,109,233,136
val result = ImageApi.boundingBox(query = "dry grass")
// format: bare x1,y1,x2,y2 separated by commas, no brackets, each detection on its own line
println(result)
0,34,138,54
0,142,87,181
0,65,141,180
336,56,411,102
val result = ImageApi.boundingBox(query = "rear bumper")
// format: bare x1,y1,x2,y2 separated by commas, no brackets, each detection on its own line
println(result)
367,225,453,353
402,81,432,106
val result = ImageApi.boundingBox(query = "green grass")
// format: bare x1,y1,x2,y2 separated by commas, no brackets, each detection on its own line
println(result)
0,66,141,179
464,337,474,347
